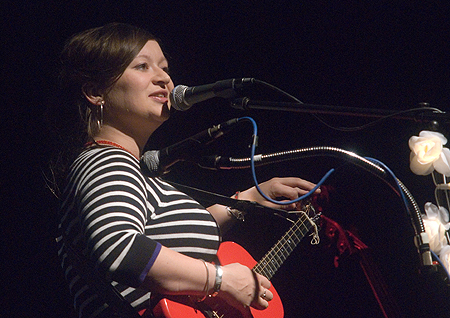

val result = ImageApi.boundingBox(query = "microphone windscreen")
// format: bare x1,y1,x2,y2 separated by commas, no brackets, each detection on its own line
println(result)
140,150,160,177
169,85,190,111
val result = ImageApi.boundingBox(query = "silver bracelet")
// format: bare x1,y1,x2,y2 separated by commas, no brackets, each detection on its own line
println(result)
210,264,223,297
198,259,209,302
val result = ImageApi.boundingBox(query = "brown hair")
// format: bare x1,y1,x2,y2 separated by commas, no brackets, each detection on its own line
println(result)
59,22,157,136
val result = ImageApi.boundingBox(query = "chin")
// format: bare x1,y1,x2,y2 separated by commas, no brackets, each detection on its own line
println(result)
161,103,171,120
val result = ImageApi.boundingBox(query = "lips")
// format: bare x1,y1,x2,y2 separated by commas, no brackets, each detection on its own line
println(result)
149,90,169,103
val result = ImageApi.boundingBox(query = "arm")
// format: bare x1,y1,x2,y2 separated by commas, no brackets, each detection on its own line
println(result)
78,149,271,309
208,177,321,232
142,246,273,309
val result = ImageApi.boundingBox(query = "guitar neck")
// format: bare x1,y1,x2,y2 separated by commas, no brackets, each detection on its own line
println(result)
253,213,313,280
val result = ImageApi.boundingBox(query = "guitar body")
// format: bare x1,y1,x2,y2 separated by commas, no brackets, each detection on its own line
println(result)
152,241,284,318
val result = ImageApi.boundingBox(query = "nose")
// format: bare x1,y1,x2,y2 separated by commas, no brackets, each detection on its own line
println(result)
153,67,171,87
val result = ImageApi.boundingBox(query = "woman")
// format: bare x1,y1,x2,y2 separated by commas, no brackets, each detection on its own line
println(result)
57,22,319,317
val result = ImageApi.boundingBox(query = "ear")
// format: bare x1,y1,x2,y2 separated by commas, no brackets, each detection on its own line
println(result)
82,83,104,106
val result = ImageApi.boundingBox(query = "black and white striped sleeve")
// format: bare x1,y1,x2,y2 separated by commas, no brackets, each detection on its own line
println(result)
76,148,161,287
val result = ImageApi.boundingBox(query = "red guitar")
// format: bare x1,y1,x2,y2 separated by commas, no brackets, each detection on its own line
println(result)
152,204,320,318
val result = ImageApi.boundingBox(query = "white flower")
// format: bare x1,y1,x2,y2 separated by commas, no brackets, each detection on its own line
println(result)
439,245,450,274
423,202,450,254
409,130,450,176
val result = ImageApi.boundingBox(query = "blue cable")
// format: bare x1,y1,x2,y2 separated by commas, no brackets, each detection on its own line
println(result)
364,157,411,216
238,116,335,205
236,117,449,278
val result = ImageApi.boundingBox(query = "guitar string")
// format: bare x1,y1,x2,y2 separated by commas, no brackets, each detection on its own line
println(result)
255,212,315,278
256,207,320,278
256,214,307,277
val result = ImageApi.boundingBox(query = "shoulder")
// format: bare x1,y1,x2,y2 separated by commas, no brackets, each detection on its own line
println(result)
69,146,146,189
73,146,140,170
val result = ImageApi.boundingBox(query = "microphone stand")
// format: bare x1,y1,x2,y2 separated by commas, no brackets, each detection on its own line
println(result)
227,95,443,267
231,98,449,123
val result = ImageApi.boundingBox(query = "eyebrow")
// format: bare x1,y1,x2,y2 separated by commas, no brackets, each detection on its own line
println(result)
135,54,168,64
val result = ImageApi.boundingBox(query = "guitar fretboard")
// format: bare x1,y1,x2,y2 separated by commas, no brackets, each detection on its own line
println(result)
253,213,314,280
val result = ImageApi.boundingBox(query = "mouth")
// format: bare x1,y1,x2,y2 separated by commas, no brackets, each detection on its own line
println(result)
149,91,169,103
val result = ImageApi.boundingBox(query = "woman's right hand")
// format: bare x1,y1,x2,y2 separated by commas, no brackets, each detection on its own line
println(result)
144,247,273,309
219,263,273,310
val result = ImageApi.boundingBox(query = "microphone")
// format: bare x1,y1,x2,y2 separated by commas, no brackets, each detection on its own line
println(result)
170,78,255,111
140,118,240,177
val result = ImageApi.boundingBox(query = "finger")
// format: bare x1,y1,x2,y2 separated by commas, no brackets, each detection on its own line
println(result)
260,276,271,290
260,288,273,301
266,289,273,301
270,179,318,200
249,274,272,309
254,288,273,309
272,177,318,191
252,293,269,310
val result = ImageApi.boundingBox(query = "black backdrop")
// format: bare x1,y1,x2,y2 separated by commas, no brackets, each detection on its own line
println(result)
3,1,450,317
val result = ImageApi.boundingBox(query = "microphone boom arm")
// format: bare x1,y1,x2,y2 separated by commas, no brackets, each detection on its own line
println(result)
199,146,432,267
232,98,448,123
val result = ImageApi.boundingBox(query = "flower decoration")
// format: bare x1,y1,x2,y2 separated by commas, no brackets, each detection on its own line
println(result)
422,202,450,255
409,130,450,176
439,245,450,273
408,130,450,274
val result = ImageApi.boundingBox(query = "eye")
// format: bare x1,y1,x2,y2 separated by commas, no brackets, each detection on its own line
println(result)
135,63,148,70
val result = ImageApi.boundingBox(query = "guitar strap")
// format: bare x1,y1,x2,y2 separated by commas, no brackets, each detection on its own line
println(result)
65,243,152,318
164,180,241,207
164,179,292,218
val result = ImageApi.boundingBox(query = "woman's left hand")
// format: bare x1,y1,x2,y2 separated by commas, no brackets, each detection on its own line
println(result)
238,177,320,210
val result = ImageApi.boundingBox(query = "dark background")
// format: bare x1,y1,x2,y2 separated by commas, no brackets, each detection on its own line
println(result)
3,1,450,317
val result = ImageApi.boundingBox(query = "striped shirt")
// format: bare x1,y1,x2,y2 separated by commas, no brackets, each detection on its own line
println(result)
57,146,221,317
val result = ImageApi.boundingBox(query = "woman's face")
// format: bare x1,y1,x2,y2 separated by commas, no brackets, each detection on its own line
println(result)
102,40,174,135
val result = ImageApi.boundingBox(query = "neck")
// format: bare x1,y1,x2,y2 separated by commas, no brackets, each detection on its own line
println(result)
93,126,148,159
